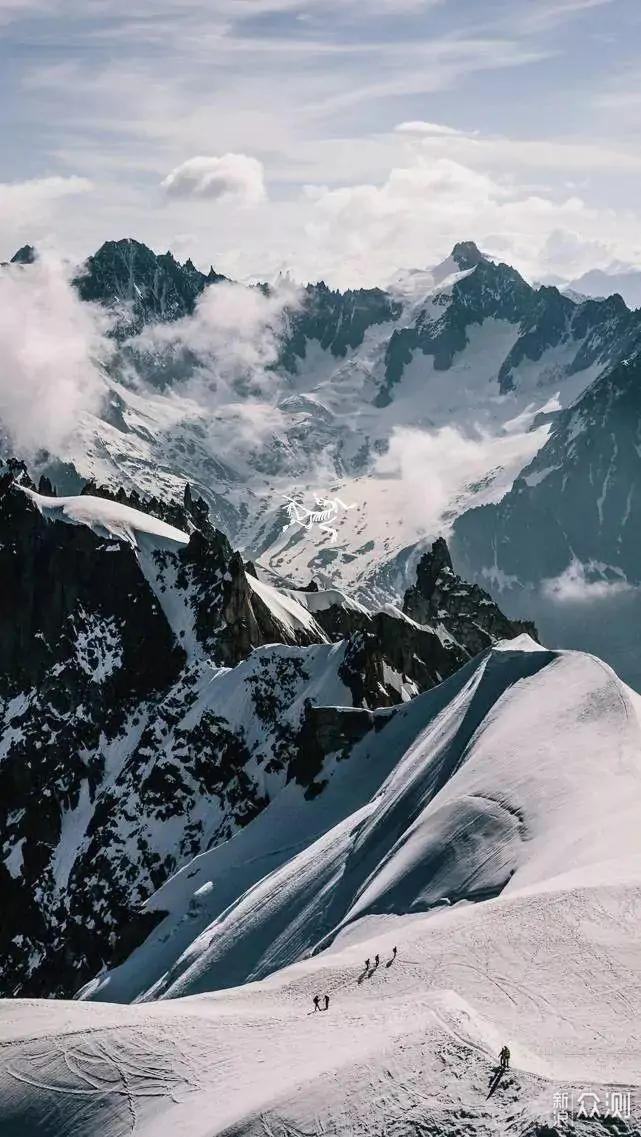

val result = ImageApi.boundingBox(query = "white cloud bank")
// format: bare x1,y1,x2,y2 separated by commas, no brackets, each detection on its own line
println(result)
300,151,641,287
0,255,111,456
131,278,296,387
160,154,266,205
542,560,635,602
395,121,472,137
128,277,299,452
374,421,549,536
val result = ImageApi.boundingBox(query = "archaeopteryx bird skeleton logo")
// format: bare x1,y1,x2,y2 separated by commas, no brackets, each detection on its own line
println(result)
281,494,356,542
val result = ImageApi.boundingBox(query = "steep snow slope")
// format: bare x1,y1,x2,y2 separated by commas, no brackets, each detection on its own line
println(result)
3,641,641,1135
84,639,641,1004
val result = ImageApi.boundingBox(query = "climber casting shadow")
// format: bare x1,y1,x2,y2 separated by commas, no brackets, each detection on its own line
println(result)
486,1067,504,1099
386,946,398,969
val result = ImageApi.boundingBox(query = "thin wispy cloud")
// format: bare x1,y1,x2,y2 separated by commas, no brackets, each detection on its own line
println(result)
514,0,616,33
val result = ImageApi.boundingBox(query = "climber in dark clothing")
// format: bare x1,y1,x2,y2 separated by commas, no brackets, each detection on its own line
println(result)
392,946,397,959
374,954,380,967
324,995,330,1011
313,995,321,1012
499,1045,510,1071
365,958,370,970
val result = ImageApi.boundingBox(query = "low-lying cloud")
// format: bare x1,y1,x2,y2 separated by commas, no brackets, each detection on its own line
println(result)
130,277,297,388
375,421,548,536
126,276,299,454
0,253,112,456
542,559,635,602
161,154,266,205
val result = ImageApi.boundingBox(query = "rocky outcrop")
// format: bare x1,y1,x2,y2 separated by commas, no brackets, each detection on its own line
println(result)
375,241,640,406
279,280,401,373
73,238,227,336
0,471,184,697
403,537,537,653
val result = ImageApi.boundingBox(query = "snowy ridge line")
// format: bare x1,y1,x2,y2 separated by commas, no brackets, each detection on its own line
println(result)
80,640,640,1008
246,573,328,639
16,486,189,549
3,642,641,1132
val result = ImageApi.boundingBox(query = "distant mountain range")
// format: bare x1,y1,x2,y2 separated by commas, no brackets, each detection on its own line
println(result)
4,235,641,687
566,265,641,310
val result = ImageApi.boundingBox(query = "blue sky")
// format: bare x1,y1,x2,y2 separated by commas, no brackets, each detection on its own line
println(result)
1,0,640,284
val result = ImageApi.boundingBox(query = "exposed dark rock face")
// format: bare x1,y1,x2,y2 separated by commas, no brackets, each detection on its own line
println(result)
0,478,183,695
0,476,184,995
452,352,641,588
335,617,466,709
289,703,391,798
279,280,401,373
403,537,538,654
73,238,227,336
9,244,36,265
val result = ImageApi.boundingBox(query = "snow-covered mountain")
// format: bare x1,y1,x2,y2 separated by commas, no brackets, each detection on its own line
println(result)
3,214,641,1135
566,264,641,311
3,637,641,1135
9,234,634,649
451,348,641,689
0,461,529,999
5,233,641,686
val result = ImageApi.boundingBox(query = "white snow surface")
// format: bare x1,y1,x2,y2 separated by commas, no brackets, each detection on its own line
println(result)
284,586,370,615
18,487,189,550
3,642,640,1134
247,573,328,639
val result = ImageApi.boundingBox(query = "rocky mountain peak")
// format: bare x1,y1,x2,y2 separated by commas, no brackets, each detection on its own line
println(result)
412,535,453,598
72,238,227,337
10,244,36,265
451,240,485,270
403,537,537,654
